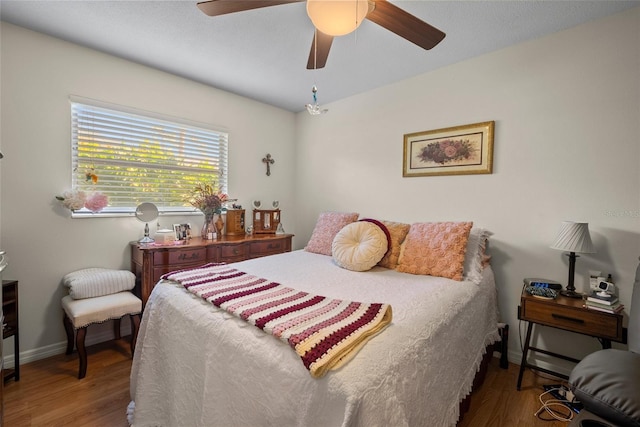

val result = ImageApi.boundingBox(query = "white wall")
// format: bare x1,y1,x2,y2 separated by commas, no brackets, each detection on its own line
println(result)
293,8,640,373
0,22,296,362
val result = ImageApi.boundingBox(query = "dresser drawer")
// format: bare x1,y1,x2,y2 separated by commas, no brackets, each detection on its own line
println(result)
152,267,173,285
220,243,247,260
250,239,288,257
153,248,207,266
521,298,622,340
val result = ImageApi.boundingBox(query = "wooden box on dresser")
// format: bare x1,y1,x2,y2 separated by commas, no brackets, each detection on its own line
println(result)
130,234,293,306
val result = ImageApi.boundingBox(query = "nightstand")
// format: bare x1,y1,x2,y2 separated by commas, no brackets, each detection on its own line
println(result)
2,280,19,382
516,285,624,390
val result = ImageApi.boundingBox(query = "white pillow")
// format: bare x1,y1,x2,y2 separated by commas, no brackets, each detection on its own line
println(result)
63,268,135,299
463,228,493,284
332,221,389,272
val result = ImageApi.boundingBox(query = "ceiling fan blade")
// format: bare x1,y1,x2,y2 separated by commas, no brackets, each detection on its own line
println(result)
197,0,302,17
366,0,445,50
306,30,333,70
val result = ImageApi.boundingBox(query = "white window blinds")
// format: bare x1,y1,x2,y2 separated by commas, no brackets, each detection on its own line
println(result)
70,97,228,215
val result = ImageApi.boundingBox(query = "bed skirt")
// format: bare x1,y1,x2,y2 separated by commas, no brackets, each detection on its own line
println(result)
458,324,509,424
127,339,507,427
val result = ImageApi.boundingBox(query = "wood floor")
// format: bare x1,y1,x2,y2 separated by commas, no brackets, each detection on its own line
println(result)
4,339,572,427
458,359,571,427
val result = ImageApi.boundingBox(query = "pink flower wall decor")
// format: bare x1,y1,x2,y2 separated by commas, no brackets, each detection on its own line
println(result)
84,191,109,213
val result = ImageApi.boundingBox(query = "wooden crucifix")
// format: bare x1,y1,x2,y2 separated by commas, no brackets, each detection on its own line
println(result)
262,153,275,176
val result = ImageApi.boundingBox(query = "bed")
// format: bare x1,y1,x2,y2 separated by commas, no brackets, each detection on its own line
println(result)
128,216,501,427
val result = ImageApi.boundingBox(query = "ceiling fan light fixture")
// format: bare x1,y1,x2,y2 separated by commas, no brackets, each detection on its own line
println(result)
306,0,369,37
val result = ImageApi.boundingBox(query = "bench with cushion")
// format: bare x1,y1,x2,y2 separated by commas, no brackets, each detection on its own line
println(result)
61,268,142,379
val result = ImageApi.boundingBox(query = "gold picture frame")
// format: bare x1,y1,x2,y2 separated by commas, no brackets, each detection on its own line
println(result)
403,121,494,177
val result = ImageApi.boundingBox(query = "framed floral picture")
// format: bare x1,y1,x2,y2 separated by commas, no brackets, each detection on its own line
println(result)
403,121,494,177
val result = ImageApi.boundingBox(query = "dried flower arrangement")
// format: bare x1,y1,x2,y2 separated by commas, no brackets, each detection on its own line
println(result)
186,182,229,218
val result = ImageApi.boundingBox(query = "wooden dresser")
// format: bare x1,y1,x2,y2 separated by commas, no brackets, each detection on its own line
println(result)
130,234,293,306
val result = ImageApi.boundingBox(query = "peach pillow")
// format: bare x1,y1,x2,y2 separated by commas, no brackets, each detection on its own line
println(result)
304,211,359,256
397,221,473,280
377,220,411,269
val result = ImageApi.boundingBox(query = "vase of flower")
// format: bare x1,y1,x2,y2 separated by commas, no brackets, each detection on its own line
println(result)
201,214,216,240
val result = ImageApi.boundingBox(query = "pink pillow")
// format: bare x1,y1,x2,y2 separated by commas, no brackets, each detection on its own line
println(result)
397,221,473,280
304,211,359,256
377,220,411,269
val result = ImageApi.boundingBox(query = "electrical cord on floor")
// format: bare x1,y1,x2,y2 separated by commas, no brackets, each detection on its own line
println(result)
534,387,575,422
519,318,582,422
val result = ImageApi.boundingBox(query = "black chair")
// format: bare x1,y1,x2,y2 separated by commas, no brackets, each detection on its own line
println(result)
568,257,640,427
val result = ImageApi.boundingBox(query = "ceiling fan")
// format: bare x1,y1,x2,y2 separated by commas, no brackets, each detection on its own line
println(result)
196,0,446,69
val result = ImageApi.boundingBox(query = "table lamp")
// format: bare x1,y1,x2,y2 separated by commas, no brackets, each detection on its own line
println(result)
550,221,596,298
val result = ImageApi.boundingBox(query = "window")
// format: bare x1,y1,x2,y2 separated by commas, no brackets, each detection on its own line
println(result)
70,96,228,216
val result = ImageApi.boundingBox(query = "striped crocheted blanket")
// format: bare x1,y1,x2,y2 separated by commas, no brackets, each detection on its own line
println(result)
161,263,392,378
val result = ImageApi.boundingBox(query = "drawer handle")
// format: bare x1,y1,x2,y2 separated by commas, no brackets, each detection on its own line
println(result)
233,249,239,255
552,313,584,324
268,243,280,249
178,253,200,261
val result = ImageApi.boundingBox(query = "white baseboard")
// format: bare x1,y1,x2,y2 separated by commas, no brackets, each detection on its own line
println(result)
3,324,132,369
509,349,574,378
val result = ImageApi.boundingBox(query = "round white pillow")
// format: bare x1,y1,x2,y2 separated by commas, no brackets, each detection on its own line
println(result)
332,221,389,272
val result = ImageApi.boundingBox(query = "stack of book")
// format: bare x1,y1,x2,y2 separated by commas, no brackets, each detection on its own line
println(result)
585,291,624,314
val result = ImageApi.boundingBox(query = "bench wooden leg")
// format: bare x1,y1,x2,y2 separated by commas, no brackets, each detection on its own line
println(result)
76,326,88,379
130,313,141,356
63,314,74,355
114,317,122,340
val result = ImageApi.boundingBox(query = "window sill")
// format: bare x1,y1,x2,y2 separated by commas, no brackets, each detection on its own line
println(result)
70,210,204,219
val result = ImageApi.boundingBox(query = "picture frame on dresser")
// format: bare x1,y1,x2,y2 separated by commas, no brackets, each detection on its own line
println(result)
172,223,191,240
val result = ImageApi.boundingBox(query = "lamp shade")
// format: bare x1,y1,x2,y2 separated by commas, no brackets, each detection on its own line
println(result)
550,221,595,254
306,0,369,36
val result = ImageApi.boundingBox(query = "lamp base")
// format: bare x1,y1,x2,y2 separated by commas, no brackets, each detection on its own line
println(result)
560,289,583,299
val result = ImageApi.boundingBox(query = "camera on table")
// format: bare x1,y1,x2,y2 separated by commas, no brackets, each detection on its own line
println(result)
598,281,616,294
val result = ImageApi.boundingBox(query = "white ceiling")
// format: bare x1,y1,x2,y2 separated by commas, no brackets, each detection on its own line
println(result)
1,0,638,112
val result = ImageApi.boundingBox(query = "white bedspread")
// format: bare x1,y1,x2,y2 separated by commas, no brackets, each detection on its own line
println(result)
129,250,499,427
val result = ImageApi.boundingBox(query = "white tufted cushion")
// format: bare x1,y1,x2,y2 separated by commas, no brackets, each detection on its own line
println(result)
63,268,135,299
332,221,389,272
62,292,142,329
